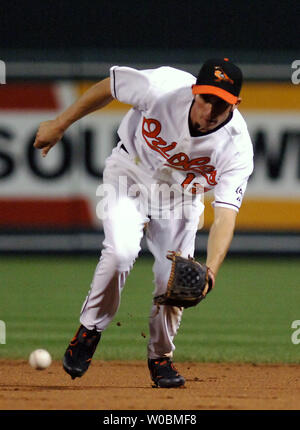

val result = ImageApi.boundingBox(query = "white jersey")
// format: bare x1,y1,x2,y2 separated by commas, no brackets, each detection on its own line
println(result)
110,65,253,212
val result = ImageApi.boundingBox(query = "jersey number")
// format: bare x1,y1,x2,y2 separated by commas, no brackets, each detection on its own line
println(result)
181,173,201,194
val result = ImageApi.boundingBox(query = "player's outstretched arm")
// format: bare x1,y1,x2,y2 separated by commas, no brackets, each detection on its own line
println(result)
34,77,113,157
205,206,237,279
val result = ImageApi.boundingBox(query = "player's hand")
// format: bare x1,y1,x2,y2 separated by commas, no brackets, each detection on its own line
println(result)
203,267,215,296
33,119,65,157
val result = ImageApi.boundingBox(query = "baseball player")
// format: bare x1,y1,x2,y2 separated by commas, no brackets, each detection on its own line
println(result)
34,58,253,388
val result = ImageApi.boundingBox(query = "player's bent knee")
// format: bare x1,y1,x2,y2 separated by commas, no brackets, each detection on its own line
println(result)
102,243,139,271
115,246,140,271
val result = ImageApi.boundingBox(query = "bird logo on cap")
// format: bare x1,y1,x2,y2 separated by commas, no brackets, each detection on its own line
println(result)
214,66,234,84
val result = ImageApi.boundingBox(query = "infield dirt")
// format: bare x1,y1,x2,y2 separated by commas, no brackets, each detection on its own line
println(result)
0,359,300,410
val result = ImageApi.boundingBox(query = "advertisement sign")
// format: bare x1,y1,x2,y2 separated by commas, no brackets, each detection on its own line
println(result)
0,81,299,251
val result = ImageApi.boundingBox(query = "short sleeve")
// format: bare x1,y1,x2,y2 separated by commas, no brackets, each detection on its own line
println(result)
212,156,253,212
110,66,152,111
110,65,196,111
212,172,250,212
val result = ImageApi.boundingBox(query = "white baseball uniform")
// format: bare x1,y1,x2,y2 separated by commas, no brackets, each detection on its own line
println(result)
80,66,254,359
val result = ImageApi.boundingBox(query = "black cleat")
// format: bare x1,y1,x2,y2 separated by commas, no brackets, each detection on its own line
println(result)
63,324,101,379
148,358,185,388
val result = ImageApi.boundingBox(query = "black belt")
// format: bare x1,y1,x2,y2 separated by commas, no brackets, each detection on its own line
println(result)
120,143,129,154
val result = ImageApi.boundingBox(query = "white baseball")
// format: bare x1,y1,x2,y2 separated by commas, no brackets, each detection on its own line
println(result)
29,349,52,370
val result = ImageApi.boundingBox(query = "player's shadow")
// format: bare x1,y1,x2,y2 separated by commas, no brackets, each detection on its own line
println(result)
0,384,152,391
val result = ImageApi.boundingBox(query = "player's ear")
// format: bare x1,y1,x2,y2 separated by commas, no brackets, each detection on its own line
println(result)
194,94,201,103
233,97,242,109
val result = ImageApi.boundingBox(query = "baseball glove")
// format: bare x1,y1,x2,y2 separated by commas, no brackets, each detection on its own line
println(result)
154,251,214,309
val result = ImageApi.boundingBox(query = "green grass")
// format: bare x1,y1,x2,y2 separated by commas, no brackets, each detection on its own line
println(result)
1,254,300,363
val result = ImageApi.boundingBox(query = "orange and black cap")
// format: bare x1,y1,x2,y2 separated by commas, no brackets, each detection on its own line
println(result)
192,58,243,105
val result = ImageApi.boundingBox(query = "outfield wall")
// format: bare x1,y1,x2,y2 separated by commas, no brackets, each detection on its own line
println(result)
0,79,299,253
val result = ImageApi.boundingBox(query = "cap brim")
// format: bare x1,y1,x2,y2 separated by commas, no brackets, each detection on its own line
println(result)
192,85,238,105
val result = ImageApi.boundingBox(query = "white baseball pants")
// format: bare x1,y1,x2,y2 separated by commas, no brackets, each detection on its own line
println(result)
80,149,204,359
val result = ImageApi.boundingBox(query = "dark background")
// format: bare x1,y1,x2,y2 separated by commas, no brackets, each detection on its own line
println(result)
1,0,299,63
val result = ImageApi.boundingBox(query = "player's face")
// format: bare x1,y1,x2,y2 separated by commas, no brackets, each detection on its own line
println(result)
190,94,239,133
